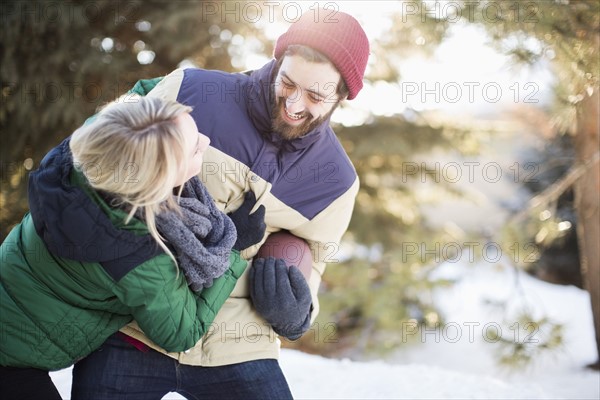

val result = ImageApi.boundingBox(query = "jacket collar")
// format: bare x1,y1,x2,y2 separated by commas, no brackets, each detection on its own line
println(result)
28,138,156,263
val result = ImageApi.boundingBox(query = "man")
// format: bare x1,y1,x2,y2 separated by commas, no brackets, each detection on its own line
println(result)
72,9,369,399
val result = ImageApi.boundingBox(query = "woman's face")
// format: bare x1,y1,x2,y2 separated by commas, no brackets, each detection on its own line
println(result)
174,113,210,187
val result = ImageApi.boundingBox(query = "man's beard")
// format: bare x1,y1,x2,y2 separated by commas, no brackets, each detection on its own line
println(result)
271,96,337,141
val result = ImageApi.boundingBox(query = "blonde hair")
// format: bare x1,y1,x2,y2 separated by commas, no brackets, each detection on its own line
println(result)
69,95,193,263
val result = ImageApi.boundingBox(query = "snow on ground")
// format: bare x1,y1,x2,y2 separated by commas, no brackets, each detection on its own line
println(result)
281,350,547,399
50,258,599,399
386,258,600,400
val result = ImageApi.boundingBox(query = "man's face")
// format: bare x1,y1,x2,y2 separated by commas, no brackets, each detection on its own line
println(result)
272,54,343,140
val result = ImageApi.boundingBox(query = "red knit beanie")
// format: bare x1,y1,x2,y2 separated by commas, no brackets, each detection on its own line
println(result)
274,10,370,100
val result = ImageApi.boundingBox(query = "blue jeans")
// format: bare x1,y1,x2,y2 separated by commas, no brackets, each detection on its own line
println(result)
71,333,293,400
0,366,62,400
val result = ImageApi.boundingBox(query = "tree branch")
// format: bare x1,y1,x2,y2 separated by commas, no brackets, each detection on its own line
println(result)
511,151,600,223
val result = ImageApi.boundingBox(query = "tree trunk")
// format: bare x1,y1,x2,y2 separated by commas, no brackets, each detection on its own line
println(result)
573,87,600,368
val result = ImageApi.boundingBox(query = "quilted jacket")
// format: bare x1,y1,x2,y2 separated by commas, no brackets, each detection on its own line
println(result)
0,138,246,370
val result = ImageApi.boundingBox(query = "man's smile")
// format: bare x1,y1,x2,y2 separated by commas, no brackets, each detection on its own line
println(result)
282,103,307,123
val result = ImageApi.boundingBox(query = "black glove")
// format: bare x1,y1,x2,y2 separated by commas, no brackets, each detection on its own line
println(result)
250,257,312,340
228,191,266,251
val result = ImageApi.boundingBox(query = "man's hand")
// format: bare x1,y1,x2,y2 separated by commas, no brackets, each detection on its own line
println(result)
228,191,266,251
250,257,312,340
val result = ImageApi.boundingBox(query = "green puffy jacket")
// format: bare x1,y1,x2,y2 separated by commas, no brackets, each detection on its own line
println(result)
0,138,246,370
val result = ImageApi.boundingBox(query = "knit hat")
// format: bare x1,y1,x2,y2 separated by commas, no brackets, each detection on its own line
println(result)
274,10,370,100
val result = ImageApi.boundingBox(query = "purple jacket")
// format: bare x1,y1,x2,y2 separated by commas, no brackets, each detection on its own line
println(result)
177,59,357,220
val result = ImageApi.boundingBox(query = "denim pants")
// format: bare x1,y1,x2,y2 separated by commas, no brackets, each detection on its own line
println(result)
71,333,293,400
0,366,62,400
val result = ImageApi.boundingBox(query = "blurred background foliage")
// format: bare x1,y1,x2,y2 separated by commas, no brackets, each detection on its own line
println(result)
1,0,266,234
1,0,598,366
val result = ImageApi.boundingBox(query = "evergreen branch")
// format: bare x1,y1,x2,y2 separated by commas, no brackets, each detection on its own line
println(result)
510,151,600,223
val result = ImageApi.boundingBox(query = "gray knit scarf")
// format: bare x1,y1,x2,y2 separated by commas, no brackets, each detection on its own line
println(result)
156,177,237,292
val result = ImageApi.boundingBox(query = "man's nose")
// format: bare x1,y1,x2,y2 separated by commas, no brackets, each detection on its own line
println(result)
285,91,305,114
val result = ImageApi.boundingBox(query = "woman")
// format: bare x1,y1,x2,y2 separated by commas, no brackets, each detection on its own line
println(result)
0,97,265,399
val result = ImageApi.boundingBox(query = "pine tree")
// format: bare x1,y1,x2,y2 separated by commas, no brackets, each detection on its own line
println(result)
465,0,600,368
0,0,263,240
